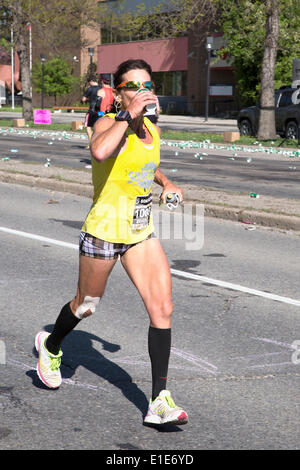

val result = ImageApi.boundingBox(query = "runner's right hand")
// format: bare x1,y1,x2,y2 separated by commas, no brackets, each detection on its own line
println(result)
127,90,158,119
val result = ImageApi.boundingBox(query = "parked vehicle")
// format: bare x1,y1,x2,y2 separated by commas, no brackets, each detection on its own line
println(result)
237,86,300,138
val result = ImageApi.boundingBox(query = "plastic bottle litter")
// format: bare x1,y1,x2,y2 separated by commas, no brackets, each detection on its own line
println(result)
161,193,181,211
171,168,178,172
10,149,18,153
242,220,256,225
247,158,252,163
44,158,51,167
2,157,10,161
249,192,260,198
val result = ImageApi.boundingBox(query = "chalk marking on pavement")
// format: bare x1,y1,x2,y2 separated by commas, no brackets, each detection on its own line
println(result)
171,347,218,374
246,362,293,369
74,353,214,373
1,226,300,307
252,336,295,350
231,351,286,360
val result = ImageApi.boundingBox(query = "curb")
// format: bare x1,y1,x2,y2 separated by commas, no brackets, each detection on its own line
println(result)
202,204,300,232
1,170,299,233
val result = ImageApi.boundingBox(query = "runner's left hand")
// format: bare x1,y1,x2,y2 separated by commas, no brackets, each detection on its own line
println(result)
160,184,183,204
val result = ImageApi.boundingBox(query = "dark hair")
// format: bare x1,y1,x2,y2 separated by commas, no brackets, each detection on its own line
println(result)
113,59,152,88
100,73,111,84
89,76,98,83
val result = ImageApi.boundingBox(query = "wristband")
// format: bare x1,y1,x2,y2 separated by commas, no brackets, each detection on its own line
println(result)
115,110,133,125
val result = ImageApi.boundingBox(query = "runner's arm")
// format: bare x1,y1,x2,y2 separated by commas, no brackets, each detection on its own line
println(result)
91,91,157,162
154,168,184,203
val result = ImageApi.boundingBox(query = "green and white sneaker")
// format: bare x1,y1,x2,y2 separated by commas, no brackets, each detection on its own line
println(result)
144,390,188,425
35,331,62,389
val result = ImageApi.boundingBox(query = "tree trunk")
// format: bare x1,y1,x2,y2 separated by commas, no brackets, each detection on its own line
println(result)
13,1,33,121
257,0,279,140
17,34,32,121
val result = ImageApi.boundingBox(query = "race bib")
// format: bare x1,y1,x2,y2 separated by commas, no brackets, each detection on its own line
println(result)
131,193,152,232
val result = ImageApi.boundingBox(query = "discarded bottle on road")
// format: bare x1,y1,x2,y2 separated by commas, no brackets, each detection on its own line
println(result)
2,157,10,161
249,192,260,198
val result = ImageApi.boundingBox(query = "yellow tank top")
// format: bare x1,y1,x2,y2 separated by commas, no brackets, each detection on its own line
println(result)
81,115,160,244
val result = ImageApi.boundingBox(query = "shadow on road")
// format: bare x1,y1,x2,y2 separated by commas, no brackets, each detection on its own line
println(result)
28,326,183,433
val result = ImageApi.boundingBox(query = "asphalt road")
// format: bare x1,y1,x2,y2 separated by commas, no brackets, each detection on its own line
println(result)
1,132,299,200
0,183,299,450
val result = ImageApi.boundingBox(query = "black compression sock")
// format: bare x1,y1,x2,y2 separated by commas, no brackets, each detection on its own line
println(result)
46,302,81,355
148,326,171,401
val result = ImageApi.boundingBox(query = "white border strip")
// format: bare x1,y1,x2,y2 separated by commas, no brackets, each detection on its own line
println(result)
1,226,300,307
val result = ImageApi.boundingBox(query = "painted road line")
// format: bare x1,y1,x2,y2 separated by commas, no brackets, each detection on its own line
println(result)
171,268,300,307
1,226,300,307
0,226,78,250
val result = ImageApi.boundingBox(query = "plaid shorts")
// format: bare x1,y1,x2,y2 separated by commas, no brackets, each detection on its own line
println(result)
79,232,155,260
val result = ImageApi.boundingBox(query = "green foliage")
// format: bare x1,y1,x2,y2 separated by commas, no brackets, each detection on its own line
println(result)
218,0,300,106
98,0,215,43
32,57,79,103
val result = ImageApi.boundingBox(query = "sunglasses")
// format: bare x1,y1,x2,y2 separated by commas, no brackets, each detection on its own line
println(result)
116,80,154,91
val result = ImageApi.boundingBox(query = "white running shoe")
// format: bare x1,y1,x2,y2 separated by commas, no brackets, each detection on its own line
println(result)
35,331,62,389
144,390,188,425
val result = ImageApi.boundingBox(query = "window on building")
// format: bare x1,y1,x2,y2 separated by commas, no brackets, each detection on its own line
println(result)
152,71,187,96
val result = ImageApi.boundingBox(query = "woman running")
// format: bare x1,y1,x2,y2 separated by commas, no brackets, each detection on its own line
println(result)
35,59,188,426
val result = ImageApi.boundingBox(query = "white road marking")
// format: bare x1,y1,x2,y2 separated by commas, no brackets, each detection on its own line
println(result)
1,226,300,307
0,226,78,250
171,268,300,307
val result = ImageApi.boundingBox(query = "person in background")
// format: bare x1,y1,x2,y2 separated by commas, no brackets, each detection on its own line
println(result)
82,76,102,148
95,74,114,114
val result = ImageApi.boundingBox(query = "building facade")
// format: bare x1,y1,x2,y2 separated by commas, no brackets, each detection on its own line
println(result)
96,0,237,116
0,0,237,115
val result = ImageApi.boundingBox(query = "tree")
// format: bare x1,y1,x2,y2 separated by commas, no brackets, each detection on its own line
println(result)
98,0,218,43
218,0,300,138
2,0,99,121
32,57,79,106
257,0,279,140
